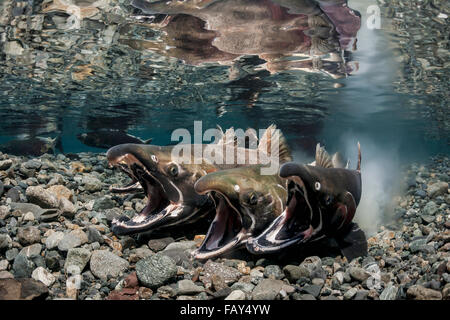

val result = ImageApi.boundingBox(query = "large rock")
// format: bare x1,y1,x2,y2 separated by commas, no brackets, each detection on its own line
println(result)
136,253,177,289
0,278,48,300
64,248,91,274
407,285,442,300
164,241,197,252
344,287,358,300
225,290,246,300
348,267,370,282
92,196,115,211
0,234,12,251
31,267,55,287
0,159,12,170
6,188,20,202
422,201,438,216
19,244,42,258
12,255,35,278
283,265,310,283
176,279,205,295
202,260,241,285
252,279,286,300
82,176,103,192
409,238,428,253
427,181,448,198
57,230,87,252
17,227,41,246
300,256,322,272
59,198,76,218
45,231,64,250
25,186,59,209
47,185,73,202
9,203,53,221
0,260,8,271
0,205,9,220
148,237,174,252
264,265,284,280
86,227,104,244
90,250,129,280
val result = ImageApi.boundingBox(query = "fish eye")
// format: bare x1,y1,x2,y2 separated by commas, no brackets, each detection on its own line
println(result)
248,192,258,205
167,164,178,177
315,182,321,191
151,155,158,163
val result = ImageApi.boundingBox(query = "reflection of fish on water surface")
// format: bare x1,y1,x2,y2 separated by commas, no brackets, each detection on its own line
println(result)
77,129,153,149
129,0,361,78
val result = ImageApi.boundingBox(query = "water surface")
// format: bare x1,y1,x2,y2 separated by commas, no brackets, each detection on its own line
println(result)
0,0,448,160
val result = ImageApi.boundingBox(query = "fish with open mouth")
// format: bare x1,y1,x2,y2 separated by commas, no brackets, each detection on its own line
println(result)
192,143,351,259
192,164,288,259
106,125,291,235
247,142,367,260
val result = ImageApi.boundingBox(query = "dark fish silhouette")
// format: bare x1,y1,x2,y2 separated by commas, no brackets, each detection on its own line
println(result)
0,136,60,157
77,129,152,149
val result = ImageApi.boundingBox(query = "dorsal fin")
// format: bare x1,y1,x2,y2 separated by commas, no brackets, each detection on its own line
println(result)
332,152,347,169
216,127,236,146
244,128,258,149
258,125,292,163
315,143,333,168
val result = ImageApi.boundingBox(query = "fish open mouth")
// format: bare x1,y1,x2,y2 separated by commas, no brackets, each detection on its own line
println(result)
108,152,183,235
247,178,316,254
193,192,249,260
109,177,143,194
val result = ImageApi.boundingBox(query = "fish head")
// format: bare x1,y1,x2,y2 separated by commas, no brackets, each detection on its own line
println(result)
107,143,212,235
247,162,362,254
76,133,90,145
192,165,286,259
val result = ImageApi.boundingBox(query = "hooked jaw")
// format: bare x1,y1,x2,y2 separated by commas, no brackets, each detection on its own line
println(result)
106,144,186,235
192,176,251,259
192,192,250,260
247,163,316,254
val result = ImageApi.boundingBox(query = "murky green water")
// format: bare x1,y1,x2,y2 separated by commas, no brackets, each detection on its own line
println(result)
0,0,448,161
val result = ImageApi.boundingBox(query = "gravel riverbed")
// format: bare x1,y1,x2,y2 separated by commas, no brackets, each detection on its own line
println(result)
0,151,448,300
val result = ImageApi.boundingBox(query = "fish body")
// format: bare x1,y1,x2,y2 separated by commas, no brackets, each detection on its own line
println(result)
107,125,291,235
77,129,152,149
247,143,367,260
193,164,288,259
0,136,59,157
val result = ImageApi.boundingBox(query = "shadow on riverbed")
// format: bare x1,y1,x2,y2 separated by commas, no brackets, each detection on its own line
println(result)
133,216,346,265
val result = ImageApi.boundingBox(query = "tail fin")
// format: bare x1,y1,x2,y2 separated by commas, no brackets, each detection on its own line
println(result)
356,142,361,172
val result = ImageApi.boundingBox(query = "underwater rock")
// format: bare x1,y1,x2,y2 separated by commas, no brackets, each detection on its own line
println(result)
90,250,129,280
136,254,177,289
